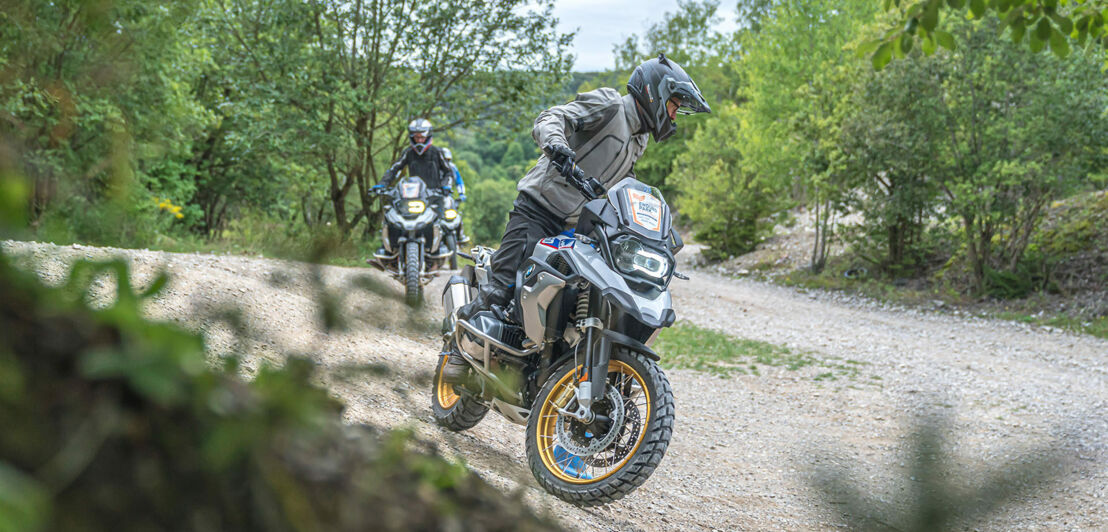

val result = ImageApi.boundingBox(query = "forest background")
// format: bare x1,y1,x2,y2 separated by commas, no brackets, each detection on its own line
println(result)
3,0,1107,331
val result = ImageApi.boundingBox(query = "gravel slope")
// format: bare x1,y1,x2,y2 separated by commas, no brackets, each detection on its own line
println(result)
5,240,1107,531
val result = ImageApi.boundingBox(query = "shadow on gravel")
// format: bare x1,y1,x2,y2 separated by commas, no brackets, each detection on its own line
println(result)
807,408,1091,531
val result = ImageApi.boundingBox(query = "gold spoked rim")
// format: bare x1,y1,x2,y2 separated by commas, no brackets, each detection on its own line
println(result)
435,356,460,409
535,360,652,484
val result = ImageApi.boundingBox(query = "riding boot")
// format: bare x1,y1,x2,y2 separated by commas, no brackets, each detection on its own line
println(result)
441,348,470,384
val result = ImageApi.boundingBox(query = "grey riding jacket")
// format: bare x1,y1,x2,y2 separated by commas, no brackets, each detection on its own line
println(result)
518,88,649,225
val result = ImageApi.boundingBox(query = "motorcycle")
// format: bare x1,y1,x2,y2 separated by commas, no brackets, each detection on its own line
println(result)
432,163,685,506
438,195,468,270
368,176,455,306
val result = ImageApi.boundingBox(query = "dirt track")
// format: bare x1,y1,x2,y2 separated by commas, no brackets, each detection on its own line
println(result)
5,240,1107,530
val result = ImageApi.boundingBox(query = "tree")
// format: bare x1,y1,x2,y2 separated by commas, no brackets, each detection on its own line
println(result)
834,38,947,273
863,0,1108,70
929,18,1108,292
604,0,743,197
736,0,880,271
670,104,778,258
0,0,209,243
847,16,1108,291
208,0,573,238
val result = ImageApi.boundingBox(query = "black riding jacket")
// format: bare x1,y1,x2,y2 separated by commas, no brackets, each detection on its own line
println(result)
377,145,453,190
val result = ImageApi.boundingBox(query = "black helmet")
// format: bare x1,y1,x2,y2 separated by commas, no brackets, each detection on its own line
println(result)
408,118,433,155
626,53,711,142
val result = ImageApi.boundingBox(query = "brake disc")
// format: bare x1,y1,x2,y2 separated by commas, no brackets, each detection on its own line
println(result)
555,385,625,456
585,400,642,467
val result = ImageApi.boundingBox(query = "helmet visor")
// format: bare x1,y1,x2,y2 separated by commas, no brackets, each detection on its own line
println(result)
659,76,711,115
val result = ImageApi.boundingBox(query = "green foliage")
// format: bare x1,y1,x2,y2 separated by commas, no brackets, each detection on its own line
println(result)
923,17,1107,292
671,104,778,258
0,0,210,232
869,0,1108,70
1,0,573,252
0,177,556,530
465,178,518,245
836,18,949,274
735,0,881,270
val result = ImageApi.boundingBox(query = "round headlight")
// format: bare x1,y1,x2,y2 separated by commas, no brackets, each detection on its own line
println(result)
407,200,426,214
444,209,458,220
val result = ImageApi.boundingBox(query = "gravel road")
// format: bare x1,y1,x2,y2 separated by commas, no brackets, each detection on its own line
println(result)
5,240,1106,531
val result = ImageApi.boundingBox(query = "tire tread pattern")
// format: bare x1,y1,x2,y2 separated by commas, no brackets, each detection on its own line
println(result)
404,241,422,307
525,350,675,507
431,356,489,431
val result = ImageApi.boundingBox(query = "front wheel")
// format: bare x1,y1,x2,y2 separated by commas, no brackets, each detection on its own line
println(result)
525,349,674,506
403,241,422,307
445,233,458,270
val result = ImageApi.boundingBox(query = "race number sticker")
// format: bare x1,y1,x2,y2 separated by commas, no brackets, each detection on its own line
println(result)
400,182,421,198
627,190,662,232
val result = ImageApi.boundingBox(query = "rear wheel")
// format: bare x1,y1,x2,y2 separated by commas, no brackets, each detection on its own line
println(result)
404,241,422,307
525,349,674,506
431,353,489,431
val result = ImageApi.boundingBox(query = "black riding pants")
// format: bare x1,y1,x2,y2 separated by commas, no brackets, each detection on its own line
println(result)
489,193,566,289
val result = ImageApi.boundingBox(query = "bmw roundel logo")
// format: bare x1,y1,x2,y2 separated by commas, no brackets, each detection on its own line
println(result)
525,265,535,278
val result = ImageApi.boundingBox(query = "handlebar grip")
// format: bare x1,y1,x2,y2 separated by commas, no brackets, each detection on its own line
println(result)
551,159,606,200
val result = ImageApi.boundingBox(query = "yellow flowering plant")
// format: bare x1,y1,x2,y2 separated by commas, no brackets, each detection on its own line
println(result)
154,197,185,219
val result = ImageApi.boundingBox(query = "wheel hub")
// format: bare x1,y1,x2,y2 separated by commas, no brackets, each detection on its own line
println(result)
555,385,625,456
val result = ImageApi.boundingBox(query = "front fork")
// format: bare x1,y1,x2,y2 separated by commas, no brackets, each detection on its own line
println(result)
558,287,611,424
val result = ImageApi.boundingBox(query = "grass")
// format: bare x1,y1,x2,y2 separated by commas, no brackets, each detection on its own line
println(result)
31,213,382,270
653,321,867,381
774,259,1108,340
993,312,1108,339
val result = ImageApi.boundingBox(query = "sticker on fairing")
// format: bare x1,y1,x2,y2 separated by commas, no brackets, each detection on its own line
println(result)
539,236,575,249
400,182,421,199
627,190,662,231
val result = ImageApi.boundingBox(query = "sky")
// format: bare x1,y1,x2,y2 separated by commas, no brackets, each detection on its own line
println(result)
550,0,739,72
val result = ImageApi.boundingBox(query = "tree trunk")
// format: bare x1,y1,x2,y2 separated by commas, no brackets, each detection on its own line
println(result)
962,213,984,294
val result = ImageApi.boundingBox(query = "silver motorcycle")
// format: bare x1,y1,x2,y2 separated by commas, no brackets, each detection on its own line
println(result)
438,195,467,270
432,166,685,506
367,176,454,306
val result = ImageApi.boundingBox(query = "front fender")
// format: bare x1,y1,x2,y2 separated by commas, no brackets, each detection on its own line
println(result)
602,329,660,361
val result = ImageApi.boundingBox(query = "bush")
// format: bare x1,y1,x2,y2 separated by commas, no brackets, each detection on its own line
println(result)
671,103,780,259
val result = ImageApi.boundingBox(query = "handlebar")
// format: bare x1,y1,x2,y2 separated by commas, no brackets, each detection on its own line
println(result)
550,159,606,201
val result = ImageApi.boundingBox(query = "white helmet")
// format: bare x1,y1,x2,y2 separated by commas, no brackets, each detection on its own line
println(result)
408,118,433,154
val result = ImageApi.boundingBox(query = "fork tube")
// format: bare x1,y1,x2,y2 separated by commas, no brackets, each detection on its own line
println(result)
584,287,611,405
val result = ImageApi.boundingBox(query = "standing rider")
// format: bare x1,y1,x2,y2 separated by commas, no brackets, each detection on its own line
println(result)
445,53,710,382
441,147,467,203
372,118,455,255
